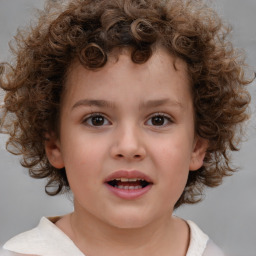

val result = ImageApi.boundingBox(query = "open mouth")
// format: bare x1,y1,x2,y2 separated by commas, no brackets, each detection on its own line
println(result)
107,178,151,190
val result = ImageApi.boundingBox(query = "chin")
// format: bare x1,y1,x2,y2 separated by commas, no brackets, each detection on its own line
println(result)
104,209,156,230
110,218,150,230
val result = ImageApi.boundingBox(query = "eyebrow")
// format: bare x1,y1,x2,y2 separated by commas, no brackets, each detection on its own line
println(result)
71,98,183,110
139,98,184,109
72,99,115,110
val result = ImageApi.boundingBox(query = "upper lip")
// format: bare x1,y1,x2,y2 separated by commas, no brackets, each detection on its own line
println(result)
104,170,153,183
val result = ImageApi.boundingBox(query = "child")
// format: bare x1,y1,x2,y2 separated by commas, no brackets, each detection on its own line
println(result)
0,0,252,255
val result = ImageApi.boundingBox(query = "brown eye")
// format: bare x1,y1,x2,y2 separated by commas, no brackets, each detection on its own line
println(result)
84,114,110,127
151,116,165,126
146,114,172,126
91,116,105,126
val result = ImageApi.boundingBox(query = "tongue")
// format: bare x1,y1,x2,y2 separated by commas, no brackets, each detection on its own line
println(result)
117,181,141,187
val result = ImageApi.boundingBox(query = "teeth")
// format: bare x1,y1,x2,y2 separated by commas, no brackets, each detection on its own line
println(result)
114,185,143,189
115,178,144,182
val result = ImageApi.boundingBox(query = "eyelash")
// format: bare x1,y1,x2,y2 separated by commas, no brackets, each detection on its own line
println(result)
82,112,173,128
82,113,111,127
145,113,173,127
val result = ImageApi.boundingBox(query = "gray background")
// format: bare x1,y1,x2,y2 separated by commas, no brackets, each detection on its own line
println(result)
0,1,255,255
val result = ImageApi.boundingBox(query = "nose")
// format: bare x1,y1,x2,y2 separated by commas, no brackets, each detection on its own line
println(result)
110,123,146,161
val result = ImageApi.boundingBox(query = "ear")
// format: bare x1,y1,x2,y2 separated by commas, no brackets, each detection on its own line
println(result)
189,136,208,171
45,133,65,169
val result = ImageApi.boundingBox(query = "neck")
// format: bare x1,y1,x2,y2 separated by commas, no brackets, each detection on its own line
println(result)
57,201,189,256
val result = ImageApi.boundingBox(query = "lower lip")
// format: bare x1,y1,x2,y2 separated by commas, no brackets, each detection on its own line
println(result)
105,183,152,200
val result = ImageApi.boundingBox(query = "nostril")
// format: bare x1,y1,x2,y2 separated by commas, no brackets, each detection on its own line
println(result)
115,153,142,159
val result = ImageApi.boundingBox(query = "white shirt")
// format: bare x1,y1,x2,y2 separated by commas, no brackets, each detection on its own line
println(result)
2,217,225,256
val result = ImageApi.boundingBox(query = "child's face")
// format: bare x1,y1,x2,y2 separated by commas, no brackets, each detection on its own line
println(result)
46,48,206,228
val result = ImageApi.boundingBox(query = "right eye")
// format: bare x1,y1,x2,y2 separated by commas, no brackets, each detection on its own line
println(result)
83,113,111,127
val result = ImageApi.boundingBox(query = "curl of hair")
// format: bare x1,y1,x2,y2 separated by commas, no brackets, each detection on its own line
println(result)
79,43,107,69
0,0,252,208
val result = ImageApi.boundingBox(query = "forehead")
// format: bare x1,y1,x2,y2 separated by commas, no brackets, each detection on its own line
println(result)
62,47,191,108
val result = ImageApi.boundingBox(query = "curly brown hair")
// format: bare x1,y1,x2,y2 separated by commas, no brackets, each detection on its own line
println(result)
0,0,252,208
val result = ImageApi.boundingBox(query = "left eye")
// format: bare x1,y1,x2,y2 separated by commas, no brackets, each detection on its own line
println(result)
83,114,111,127
146,114,172,126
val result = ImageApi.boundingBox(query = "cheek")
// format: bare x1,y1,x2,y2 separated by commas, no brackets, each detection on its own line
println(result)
61,138,105,187
160,151,189,190
153,138,192,195
61,128,104,164
154,135,193,170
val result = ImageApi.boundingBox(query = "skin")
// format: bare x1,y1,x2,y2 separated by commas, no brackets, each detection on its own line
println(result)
45,47,208,256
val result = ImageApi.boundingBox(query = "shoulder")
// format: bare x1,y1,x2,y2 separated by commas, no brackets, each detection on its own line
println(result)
3,217,50,255
0,245,32,256
203,240,226,256
2,217,84,256
186,220,225,256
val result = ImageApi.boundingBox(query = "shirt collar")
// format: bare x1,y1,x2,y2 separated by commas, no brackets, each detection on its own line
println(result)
3,217,208,256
